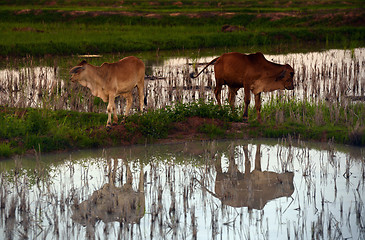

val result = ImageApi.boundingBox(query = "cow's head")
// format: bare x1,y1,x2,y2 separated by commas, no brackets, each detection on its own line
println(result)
276,64,294,90
69,60,88,83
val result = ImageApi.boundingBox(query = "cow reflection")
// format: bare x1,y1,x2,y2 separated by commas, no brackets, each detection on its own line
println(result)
72,159,145,225
213,144,294,210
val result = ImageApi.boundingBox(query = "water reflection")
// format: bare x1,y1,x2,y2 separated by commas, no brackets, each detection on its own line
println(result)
71,159,145,226
1,48,364,112
0,140,364,240
211,144,294,210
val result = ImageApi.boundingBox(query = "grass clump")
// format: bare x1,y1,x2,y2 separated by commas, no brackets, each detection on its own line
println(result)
124,99,239,140
258,98,365,145
170,100,241,122
0,143,13,158
126,108,173,140
198,123,225,139
0,107,107,156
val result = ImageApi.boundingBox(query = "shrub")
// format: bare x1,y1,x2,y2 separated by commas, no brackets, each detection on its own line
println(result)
25,110,49,135
130,109,173,140
0,143,13,158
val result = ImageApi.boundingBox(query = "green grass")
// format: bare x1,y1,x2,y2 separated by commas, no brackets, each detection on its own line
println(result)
0,1,364,157
0,0,363,56
255,98,365,144
0,108,107,156
1,99,364,158
199,123,226,139
1,0,363,12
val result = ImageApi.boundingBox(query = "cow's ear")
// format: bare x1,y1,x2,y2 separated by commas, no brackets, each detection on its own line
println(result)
276,70,286,81
70,66,85,74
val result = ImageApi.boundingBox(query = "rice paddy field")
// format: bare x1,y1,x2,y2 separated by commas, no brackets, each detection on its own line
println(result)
1,48,364,155
0,0,364,56
0,139,364,239
0,1,364,239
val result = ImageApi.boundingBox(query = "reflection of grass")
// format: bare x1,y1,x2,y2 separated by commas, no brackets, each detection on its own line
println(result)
0,138,363,239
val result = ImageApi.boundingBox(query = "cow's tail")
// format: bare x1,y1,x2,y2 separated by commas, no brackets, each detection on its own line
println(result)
189,57,219,79
194,177,221,200
144,85,148,106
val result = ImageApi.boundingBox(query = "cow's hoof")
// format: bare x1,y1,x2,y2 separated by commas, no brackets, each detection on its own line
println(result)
242,117,248,123
112,122,118,126
106,125,112,131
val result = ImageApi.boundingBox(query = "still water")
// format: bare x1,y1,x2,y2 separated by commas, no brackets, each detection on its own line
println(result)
1,139,364,239
1,48,364,113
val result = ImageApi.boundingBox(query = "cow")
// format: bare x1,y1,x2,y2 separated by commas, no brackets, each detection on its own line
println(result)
70,56,145,128
190,52,295,122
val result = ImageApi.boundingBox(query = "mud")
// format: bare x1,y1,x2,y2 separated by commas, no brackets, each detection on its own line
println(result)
106,116,251,146
13,8,365,26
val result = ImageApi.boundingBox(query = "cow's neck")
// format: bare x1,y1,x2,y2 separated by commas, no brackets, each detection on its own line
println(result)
251,64,286,94
82,65,109,102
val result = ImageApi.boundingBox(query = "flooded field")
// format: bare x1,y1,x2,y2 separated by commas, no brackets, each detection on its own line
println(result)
1,48,364,113
0,139,364,240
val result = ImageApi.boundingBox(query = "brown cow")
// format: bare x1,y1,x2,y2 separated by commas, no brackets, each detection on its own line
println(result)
70,56,145,128
191,52,295,122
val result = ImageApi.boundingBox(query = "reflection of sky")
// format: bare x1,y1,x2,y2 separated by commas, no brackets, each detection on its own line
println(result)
149,48,365,108
1,140,364,239
0,67,60,108
1,49,364,111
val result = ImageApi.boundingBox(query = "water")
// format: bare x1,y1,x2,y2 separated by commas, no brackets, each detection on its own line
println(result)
1,139,364,239
1,48,364,113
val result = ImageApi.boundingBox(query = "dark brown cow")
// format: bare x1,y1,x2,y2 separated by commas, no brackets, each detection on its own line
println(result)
70,56,145,128
191,52,295,122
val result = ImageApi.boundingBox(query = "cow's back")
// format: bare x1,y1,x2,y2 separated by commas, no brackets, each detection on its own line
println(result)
214,52,267,87
100,56,145,93
106,56,145,80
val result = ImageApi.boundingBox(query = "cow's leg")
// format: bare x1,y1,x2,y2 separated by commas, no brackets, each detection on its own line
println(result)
137,79,145,112
242,88,251,122
124,92,133,116
254,93,262,123
107,96,116,128
228,87,239,110
214,84,222,105
112,104,118,125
